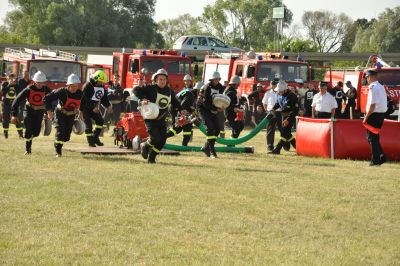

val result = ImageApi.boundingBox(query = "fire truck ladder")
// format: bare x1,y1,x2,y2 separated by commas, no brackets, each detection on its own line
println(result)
4,47,77,61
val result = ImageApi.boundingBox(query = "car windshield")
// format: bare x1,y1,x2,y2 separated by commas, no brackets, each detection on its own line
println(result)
209,38,226,47
257,62,308,82
29,61,82,82
377,70,400,86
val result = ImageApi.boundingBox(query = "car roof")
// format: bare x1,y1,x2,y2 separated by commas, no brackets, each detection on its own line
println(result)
181,35,221,39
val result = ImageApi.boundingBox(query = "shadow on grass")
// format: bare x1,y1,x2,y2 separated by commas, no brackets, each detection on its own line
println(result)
158,161,216,169
82,155,139,163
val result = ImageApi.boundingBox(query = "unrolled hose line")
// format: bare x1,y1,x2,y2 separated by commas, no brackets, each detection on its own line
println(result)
163,143,254,153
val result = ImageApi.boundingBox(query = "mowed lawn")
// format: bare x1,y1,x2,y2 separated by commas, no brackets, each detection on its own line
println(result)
0,126,399,265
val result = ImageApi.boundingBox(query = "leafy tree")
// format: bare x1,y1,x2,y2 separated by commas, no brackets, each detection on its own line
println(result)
158,14,207,48
281,38,318,52
302,11,352,52
340,18,376,52
1,0,164,48
352,7,400,53
201,0,292,51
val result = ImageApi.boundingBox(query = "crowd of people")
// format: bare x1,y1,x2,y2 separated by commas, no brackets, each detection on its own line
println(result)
0,67,393,166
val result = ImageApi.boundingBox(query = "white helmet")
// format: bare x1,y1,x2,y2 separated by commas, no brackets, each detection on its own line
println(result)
193,81,204,90
209,71,221,81
274,81,288,93
152,68,168,81
66,73,81,85
229,75,241,85
32,71,47,82
183,74,192,81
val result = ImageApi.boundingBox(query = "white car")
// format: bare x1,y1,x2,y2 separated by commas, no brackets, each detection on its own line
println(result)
173,35,242,61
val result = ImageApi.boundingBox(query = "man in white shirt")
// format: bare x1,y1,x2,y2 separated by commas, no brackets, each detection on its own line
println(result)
262,81,279,151
311,81,337,119
363,69,387,166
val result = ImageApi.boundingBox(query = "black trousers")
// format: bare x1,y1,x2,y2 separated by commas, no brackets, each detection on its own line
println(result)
145,119,167,154
199,108,220,138
226,112,244,138
167,123,193,146
217,111,226,135
2,99,24,132
280,115,295,144
54,110,75,143
366,112,385,164
304,106,312,118
24,108,44,140
316,112,332,119
83,110,104,137
266,111,282,148
342,103,356,119
335,102,343,118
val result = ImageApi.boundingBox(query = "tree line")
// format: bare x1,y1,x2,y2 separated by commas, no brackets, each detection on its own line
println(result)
0,0,399,53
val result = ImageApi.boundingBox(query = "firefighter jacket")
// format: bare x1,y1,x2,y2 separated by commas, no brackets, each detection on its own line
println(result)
273,91,299,123
18,78,30,91
2,82,21,100
197,82,225,112
175,88,196,113
80,79,110,112
107,84,124,104
11,84,51,116
224,86,240,116
44,87,83,114
133,84,181,120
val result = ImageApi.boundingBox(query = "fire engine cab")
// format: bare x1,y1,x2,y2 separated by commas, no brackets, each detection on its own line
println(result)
1,47,85,89
203,51,310,121
111,49,192,97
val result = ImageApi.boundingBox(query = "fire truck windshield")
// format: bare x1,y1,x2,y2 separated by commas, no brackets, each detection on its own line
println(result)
29,61,82,82
377,70,400,86
257,62,308,82
142,59,190,75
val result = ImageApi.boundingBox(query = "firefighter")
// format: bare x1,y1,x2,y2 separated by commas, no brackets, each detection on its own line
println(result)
303,83,317,117
166,74,196,146
44,74,83,157
197,71,225,158
363,70,387,166
224,75,244,138
248,82,264,127
134,68,181,163
343,81,357,119
328,81,346,118
262,82,278,151
11,71,51,155
17,70,31,132
80,70,112,147
105,74,124,127
2,73,24,138
268,81,298,155
311,81,337,119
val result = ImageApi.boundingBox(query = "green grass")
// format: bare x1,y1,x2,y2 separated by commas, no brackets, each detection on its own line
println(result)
0,126,399,265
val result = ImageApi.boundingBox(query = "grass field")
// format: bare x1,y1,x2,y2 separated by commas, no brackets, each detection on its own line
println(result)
0,126,399,265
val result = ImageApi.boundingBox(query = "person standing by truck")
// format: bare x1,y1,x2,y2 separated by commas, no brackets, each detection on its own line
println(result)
303,83,317,117
134,68,182,163
328,81,346,118
44,74,83,157
11,71,51,155
311,81,337,119
197,71,225,158
80,70,112,147
224,76,244,138
105,74,124,128
343,81,357,119
262,82,278,151
2,73,24,138
363,70,387,166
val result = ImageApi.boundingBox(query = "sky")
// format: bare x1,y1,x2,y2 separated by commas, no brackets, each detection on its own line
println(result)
0,0,399,26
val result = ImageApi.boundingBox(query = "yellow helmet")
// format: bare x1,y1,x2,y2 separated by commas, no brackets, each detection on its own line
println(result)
93,70,107,83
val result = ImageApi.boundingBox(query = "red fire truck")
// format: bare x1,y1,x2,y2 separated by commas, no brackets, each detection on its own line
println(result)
111,49,192,97
203,52,312,122
1,47,85,89
325,66,400,114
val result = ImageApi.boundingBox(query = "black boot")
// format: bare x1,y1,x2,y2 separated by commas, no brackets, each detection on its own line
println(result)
201,142,211,157
182,135,191,146
3,130,8,139
17,129,23,139
268,141,283,155
25,140,32,155
208,139,217,158
87,136,96,147
147,150,157,164
94,128,104,146
55,143,63,157
140,141,151,159
283,141,290,151
290,138,296,149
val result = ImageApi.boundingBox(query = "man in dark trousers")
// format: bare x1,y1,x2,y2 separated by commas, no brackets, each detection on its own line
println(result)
343,81,357,119
11,71,51,154
328,81,345,118
197,71,225,158
2,73,24,138
134,68,182,163
80,70,112,147
166,75,196,146
363,70,387,166
224,75,244,138
44,74,83,157
268,81,299,155
105,74,124,128
303,83,318,118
